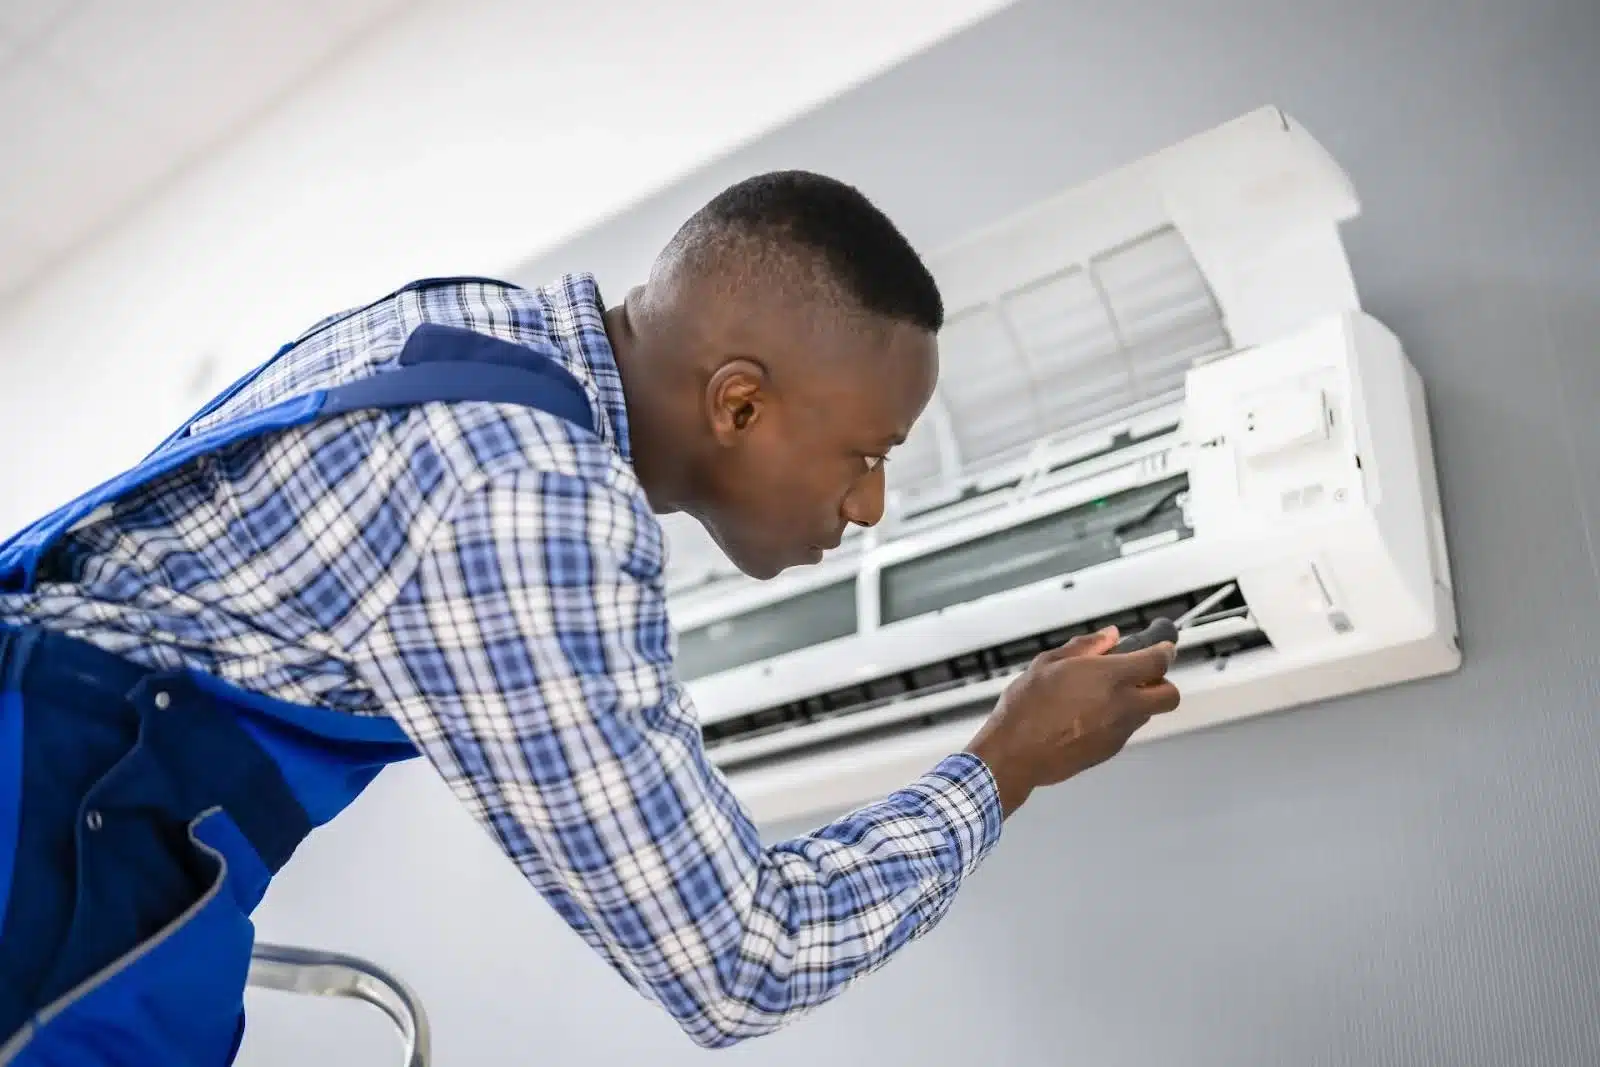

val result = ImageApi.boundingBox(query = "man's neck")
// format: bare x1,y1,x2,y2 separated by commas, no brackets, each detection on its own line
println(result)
605,293,696,516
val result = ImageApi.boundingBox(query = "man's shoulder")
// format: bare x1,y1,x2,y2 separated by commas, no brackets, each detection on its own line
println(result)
386,274,640,495
301,276,579,385
221,274,611,414
182,272,651,522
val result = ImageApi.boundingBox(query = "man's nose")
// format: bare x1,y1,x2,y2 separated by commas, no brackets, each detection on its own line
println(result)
841,465,886,529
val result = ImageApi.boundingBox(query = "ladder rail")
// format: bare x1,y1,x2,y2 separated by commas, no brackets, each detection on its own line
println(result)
248,942,431,1067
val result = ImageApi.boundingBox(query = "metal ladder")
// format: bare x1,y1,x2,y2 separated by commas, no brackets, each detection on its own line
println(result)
248,943,430,1066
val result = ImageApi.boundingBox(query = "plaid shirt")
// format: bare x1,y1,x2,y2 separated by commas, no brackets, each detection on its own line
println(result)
0,275,1002,1047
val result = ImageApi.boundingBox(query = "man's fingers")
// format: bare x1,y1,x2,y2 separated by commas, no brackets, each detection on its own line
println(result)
1124,679,1181,716
1040,627,1118,662
1106,642,1176,686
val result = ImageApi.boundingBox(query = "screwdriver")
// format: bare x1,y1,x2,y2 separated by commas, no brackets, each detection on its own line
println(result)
1110,582,1239,654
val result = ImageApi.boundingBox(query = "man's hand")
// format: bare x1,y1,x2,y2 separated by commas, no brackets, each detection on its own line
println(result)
964,628,1180,816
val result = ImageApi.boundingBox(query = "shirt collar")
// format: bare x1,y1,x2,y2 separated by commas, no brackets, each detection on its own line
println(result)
536,272,633,468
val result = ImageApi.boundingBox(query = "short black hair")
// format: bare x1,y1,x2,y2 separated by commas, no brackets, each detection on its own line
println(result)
666,170,944,333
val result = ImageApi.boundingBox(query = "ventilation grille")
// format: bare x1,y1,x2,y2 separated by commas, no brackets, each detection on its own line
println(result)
888,226,1230,497
704,582,1268,772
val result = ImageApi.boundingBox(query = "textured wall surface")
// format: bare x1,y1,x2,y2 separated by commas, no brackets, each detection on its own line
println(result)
510,1,1600,1064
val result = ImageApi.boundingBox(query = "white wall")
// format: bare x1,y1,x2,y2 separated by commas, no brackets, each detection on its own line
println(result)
0,0,1011,535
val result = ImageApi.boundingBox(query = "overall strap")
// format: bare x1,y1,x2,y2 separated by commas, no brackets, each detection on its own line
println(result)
0,320,597,594
321,323,595,432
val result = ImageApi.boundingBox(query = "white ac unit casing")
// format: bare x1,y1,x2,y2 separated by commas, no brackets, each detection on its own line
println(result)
663,108,1460,827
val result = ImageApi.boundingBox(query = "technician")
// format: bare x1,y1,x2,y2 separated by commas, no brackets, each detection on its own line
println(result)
0,171,1179,1064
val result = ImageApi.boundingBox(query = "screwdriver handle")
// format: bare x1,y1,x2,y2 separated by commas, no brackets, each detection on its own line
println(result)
1111,617,1179,654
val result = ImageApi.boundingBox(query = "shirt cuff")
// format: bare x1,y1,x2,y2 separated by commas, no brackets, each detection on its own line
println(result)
906,753,1005,878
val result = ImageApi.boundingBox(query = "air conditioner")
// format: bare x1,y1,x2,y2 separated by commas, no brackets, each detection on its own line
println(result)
663,107,1461,826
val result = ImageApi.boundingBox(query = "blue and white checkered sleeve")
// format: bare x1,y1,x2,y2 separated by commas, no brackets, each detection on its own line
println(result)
364,462,1004,1048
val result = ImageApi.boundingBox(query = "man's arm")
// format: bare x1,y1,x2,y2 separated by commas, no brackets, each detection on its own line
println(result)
355,462,1003,1048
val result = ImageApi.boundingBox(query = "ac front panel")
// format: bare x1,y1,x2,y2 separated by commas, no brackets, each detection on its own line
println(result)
925,108,1358,344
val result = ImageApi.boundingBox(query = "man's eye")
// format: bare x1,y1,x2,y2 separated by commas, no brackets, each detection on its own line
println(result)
863,455,886,472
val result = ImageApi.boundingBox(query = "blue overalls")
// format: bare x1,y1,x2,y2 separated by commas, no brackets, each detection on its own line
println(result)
0,280,598,1065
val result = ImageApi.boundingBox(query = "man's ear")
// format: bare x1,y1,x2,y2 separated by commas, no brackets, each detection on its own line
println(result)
705,359,768,445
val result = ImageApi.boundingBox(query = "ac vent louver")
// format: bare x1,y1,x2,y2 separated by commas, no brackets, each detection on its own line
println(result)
705,581,1267,772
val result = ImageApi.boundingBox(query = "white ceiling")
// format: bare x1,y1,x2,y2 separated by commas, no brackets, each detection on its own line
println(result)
0,0,414,297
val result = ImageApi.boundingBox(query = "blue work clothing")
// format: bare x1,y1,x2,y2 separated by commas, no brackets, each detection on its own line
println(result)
0,279,596,1066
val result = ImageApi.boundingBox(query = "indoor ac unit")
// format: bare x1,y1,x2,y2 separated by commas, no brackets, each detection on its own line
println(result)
663,107,1460,826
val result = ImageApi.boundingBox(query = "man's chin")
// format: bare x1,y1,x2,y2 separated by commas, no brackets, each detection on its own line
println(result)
703,521,817,580
732,556,786,582
729,546,818,582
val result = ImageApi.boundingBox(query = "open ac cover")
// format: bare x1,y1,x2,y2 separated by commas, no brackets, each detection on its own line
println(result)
663,107,1461,826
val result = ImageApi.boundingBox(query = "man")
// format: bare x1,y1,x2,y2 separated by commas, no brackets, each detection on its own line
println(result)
0,171,1178,1063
